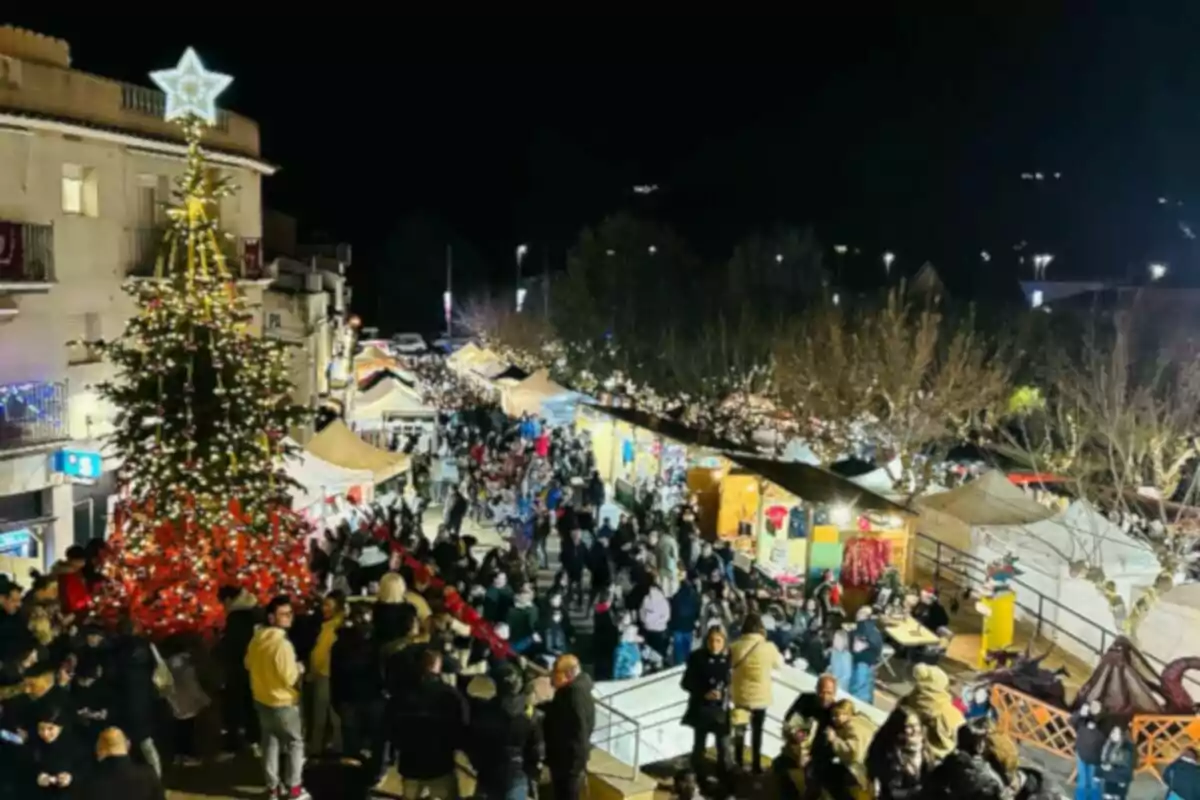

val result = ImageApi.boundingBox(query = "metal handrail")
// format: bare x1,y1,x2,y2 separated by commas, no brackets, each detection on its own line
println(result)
915,533,1200,692
591,694,642,779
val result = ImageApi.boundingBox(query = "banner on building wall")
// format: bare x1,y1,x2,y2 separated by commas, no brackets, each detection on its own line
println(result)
242,238,262,278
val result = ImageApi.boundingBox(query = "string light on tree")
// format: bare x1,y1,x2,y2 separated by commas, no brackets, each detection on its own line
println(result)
85,48,312,637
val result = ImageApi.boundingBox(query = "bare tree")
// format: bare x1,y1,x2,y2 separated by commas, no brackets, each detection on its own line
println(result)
772,288,1012,496
999,310,1200,636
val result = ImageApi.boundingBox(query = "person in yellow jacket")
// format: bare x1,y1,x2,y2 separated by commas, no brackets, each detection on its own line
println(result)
897,663,965,763
730,614,783,773
307,590,345,757
245,595,310,800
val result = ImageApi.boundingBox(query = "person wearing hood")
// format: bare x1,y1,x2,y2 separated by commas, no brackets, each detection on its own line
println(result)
980,724,1060,800
306,590,345,756
639,574,672,662
544,655,596,800
681,626,732,792
468,666,541,800
245,595,309,800
896,663,964,763
613,614,644,680
730,614,783,774
1100,723,1135,800
866,709,933,800
922,722,1008,800
25,701,82,795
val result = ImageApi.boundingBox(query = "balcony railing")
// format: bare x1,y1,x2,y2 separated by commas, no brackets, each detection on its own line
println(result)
0,222,54,284
120,83,230,132
128,227,252,279
0,380,69,450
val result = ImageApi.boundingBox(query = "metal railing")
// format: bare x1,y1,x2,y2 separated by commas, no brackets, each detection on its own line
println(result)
591,696,643,779
120,83,230,132
914,532,1200,691
0,380,69,449
0,222,54,283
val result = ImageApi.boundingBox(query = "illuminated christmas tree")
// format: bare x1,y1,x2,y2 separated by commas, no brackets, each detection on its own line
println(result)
85,49,312,635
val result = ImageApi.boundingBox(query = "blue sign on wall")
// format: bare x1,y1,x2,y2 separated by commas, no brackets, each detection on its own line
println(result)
0,529,36,558
52,449,103,480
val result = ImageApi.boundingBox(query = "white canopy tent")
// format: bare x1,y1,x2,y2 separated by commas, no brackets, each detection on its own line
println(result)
501,368,571,418
969,499,1161,665
281,439,374,514
350,377,437,427
916,470,1057,551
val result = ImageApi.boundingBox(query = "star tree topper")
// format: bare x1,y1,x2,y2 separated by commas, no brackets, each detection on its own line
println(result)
150,47,232,126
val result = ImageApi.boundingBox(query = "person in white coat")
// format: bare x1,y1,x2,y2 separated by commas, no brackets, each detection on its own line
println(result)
651,530,680,598
640,575,672,664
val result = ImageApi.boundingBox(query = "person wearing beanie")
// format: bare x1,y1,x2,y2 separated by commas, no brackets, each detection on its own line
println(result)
896,663,965,763
467,665,540,800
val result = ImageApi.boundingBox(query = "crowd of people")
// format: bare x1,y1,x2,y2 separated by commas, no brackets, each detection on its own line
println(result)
0,356,1153,800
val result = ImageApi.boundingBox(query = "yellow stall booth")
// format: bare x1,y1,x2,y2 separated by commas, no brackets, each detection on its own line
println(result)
721,454,915,597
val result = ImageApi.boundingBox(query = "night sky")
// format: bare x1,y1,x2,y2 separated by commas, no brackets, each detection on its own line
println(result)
9,9,1200,330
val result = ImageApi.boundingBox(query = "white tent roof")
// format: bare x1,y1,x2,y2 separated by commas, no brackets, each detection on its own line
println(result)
918,470,1056,526
306,420,410,483
351,377,436,420
502,368,571,417
281,439,373,511
975,499,1160,576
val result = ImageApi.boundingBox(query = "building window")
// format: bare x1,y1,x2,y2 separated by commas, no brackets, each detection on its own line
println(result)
62,163,99,217
266,312,283,331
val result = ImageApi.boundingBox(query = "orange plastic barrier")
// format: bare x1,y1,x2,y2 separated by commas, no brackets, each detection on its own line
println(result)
991,685,1200,783
990,684,1077,762
1131,715,1200,777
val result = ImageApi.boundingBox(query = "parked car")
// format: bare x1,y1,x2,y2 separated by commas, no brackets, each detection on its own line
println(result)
391,333,428,354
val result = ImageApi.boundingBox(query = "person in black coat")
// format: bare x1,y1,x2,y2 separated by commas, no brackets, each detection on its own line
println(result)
71,657,112,747
74,727,166,800
26,701,82,795
391,650,467,797
216,587,262,753
467,666,541,800
108,620,162,777
680,627,732,793
921,723,1008,800
544,655,596,800
559,528,589,608
330,603,380,765
591,591,620,681
588,537,614,606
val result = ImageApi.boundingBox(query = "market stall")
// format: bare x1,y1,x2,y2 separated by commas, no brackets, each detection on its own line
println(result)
916,470,1058,551
500,368,579,421
720,454,914,590
281,439,375,516
305,420,411,485
350,376,437,427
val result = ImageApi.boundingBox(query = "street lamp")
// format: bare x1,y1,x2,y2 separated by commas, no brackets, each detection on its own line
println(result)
648,245,657,255
1032,253,1053,279
775,253,783,263
1149,262,1168,282
515,244,528,311
882,251,895,276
